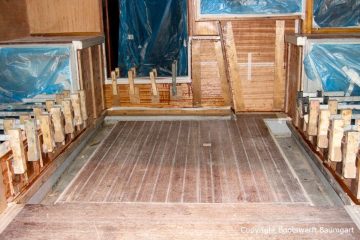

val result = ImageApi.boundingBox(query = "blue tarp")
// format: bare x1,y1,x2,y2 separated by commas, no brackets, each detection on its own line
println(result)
0,47,71,103
304,44,360,95
314,0,360,28
118,0,188,77
200,0,302,15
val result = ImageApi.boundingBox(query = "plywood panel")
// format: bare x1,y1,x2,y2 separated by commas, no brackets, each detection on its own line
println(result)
0,0,29,41
26,0,102,34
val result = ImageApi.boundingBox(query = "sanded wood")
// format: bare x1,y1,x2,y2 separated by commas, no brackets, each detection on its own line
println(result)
7,129,27,174
342,131,360,179
328,119,345,162
128,70,140,104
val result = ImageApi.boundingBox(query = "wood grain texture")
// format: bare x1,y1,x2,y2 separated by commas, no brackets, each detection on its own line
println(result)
26,0,102,34
0,0,30,41
59,116,308,204
1,203,359,239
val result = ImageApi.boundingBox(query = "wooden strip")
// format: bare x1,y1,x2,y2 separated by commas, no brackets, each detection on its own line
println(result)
39,114,55,153
24,119,40,162
50,107,65,145
128,70,140,104
317,110,331,148
98,45,105,111
342,131,360,179
329,100,338,115
62,100,74,138
273,20,285,110
192,40,202,107
214,40,231,106
70,93,83,128
79,90,88,127
150,71,160,104
88,47,98,118
0,162,7,213
307,100,320,136
7,129,27,174
224,22,244,111
55,93,64,105
3,119,15,134
328,119,344,162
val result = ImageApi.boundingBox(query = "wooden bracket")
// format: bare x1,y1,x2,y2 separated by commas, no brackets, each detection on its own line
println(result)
62,100,75,139
39,114,55,153
111,71,121,106
328,118,344,162
50,107,66,145
79,90,88,128
70,93,83,130
317,110,330,149
150,70,160,104
7,128,27,174
24,119,41,164
342,131,360,179
128,70,140,104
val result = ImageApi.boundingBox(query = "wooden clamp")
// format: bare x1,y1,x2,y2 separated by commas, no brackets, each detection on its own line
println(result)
62,100,75,138
128,70,140,104
7,128,27,175
39,114,55,153
50,107,65,145
328,118,344,162
115,68,120,78
70,93,83,130
79,90,88,128
111,71,120,106
342,131,360,179
307,100,320,136
150,70,160,104
317,109,330,149
24,119,42,165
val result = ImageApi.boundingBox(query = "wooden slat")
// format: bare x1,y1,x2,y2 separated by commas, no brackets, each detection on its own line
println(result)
273,20,286,110
192,40,202,107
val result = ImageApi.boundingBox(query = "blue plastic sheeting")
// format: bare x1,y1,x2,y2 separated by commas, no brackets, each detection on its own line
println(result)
314,0,360,28
200,0,302,15
304,44,360,95
0,47,71,103
118,0,188,77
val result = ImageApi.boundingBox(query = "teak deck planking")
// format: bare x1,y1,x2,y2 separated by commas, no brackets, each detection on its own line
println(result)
59,115,308,204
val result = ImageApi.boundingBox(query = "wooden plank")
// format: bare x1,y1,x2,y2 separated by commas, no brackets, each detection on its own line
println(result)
317,110,331,148
39,114,55,153
62,100,75,138
224,22,244,111
70,93,83,129
273,20,286,110
98,45,106,110
3,119,15,134
192,40,202,107
45,100,54,112
342,131,360,179
7,129,27,174
328,118,345,162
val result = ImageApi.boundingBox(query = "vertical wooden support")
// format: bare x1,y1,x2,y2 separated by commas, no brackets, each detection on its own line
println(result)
70,93,83,129
19,115,30,124
328,100,338,115
192,40,202,107
111,71,120,106
128,70,140,104
317,110,331,148
3,119,15,134
8,129,27,174
50,107,65,145
39,114,55,153
115,68,120,78
79,90,88,127
45,100,54,112
98,45,106,111
131,67,137,78
150,71,160,104
342,131,360,179
307,100,320,136
0,162,7,213
88,47,98,118
341,109,352,127
55,93,65,105
224,22,244,111
33,107,42,119
24,119,41,163
171,61,178,97
303,0,314,34
274,20,286,110
328,118,344,162
62,100,75,138
214,40,231,106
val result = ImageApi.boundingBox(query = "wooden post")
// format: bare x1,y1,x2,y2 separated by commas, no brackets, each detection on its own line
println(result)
33,107,43,119
115,67,120,78
7,129,27,174
39,114,55,153
317,109,330,148
24,119,41,162
341,109,352,127
273,20,286,110
45,100,54,112
70,93,83,130
128,70,140,104
150,71,160,104
356,155,360,199
79,90,88,128
307,100,320,136
50,107,65,145
62,100,75,138
111,71,120,106
328,100,338,115
328,118,344,162
131,67,137,78
342,131,360,179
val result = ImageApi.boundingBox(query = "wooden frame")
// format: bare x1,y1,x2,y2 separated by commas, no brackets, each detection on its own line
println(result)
303,0,360,34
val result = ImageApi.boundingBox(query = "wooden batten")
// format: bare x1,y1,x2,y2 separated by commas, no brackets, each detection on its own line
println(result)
328,118,344,162
7,129,27,175
341,109,352,127
70,93,83,129
39,114,55,153
150,71,160,104
3,119,15,134
55,93,65,105
192,40,202,107
24,119,41,163
111,71,120,106
317,110,330,148
273,20,286,110
328,100,338,115
128,70,140,104
79,90,88,127
45,100,55,112
62,100,75,138
0,161,7,213
307,100,320,136
342,131,360,179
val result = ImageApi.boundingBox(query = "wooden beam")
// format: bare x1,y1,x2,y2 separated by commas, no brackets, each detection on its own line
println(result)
307,100,320,136
224,22,244,111
304,0,313,34
328,100,338,115
273,20,286,110
79,90,88,127
98,45,106,111
192,40,202,107
341,109,352,127
317,109,330,148
342,131,360,179
88,47,98,118
0,162,7,214
328,118,344,162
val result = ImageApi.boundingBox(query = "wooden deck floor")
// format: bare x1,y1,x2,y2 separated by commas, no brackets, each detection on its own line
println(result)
58,115,308,204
